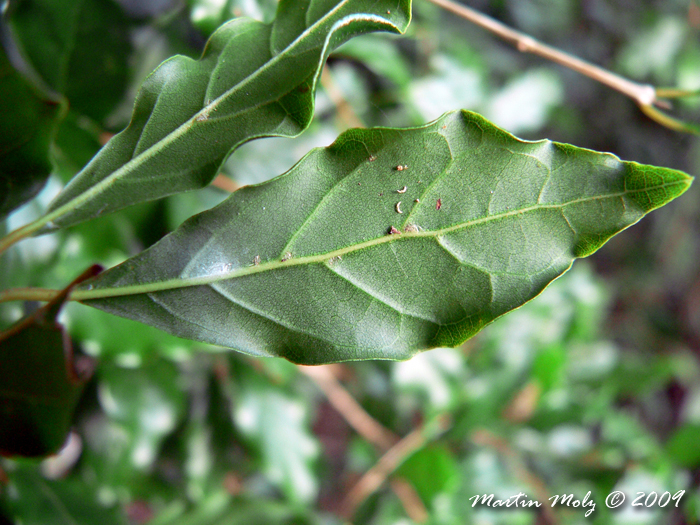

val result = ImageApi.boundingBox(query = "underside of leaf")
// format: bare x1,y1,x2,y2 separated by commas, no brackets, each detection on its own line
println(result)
44,0,411,228
76,111,692,364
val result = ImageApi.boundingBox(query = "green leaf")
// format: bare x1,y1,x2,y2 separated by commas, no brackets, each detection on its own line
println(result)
0,266,97,457
7,0,132,122
666,424,700,468
396,444,459,505
0,34,65,220
75,110,691,364
94,360,187,471
44,0,411,229
146,492,319,525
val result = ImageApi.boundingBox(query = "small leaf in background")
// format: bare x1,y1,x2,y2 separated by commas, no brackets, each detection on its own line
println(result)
233,381,319,504
410,54,484,122
619,17,687,83
396,444,459,507
484,68,564,135
0,465,126,525
0,35,65,219
334,34,412,89
0,265,98,457
393,347,466,411
94,360,186,472
79,110,691,363
142,494,319,525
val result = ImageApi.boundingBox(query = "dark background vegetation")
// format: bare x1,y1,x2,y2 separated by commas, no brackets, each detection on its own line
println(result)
1,0,699,524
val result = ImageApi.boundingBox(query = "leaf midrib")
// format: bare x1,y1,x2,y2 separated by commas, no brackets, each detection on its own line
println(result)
73,182,681,302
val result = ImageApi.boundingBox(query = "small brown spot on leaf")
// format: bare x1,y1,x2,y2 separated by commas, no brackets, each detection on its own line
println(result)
436,198,442,210
368,155,376,162
388,226,401,235
404,224,419,233
395,165,408,171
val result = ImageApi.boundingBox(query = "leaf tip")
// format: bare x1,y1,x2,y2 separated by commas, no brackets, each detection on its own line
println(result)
625,163,693,214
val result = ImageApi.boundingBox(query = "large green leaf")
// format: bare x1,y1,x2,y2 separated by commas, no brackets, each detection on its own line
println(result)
0,31,64,220
7,0,132,122
43,0,411,229
73,111,691,364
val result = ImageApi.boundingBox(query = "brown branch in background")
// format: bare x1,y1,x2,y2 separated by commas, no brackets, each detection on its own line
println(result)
424,0,699,135
211,173,240,193
320,66,365,129
300,366,452,521
390,478,429,523
424,0,655,105
339,422,432,518
298,365,398,450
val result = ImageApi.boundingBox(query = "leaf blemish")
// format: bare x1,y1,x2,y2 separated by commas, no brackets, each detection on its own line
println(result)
436,198,442,210
328,255,342,266
195,113,209,122
253,255,261,266
368,155,376,162
395,165,408,171
415,198,420,203
397,186,407,193
404,224,419,233
282,252,292,262
388,226,401,235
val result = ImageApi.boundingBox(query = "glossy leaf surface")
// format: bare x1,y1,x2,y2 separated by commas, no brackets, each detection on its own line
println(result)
77,111,692,364
45,0,411,228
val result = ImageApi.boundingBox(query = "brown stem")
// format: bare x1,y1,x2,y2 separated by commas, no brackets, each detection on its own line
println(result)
339,423,429,518
424,0,656,107
298,365,398,450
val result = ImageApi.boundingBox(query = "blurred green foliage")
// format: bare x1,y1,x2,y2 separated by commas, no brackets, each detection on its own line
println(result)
1,0,699,524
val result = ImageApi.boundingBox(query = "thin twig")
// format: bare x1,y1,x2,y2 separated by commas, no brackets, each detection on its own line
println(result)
339,422,431,518
424,0,657,107
298,365,398,450
390,478,429,523
0,287,60,304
